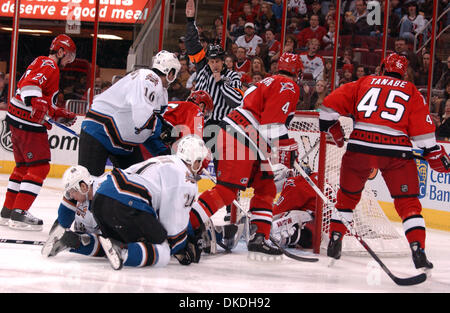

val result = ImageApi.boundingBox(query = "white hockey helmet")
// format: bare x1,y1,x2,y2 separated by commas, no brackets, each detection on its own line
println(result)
62,165,93,196
152,50,181,83
176,135,209,174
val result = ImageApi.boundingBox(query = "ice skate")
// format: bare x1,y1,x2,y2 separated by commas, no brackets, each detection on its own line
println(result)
0,207,12,226
8,209,43,231
410,242,433,273
327,231,343,266
99,236,125,270
247,233,283,262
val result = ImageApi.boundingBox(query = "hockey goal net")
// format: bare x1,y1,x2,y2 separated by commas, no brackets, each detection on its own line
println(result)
238,111,410,257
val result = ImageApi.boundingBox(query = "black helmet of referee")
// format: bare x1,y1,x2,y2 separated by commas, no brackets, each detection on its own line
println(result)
206,44,225,60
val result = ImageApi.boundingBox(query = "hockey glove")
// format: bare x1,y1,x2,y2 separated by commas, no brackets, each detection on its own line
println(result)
49,106,77,126
174,234,202,265
423,145,450,173
274,138,299,168
30,97,49,125
326,120,345,148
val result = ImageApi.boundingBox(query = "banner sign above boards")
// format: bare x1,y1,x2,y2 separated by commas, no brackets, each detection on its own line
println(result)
0,0,150,24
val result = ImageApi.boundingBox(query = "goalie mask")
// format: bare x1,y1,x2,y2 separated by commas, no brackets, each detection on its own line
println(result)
62,165,93,198
176,135,210,174
152,50,181,83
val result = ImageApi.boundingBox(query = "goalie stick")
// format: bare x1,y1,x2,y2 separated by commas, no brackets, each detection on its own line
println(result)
0,238,45,246
201,169,319,263
293,162,427,286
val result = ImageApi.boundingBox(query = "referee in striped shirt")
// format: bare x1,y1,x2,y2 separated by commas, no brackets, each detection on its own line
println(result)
184,0,243,130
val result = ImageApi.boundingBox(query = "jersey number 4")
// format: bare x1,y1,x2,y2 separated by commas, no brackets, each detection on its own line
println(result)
357,87,410,123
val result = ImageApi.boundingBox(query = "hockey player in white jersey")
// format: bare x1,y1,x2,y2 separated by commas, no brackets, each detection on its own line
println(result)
79,50,181,176
92,135,210,270
41,165,107,258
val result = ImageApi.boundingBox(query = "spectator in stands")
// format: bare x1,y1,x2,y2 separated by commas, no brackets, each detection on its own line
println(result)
341,0,374,36
242,2,256,23
251,0,262,18
224,55,236,71
435,98,450,141
394,38,420,71
270,0,283,23
287,0,307,17
309,0,326,27
399,0,429,44
432,78,450,117
323,58,340,89
241,56,269,84
251,71,264,83
265,29,281,60
296,14,327,49
415,52,442,87
303,79,329,110
230,15,246,40
322,21,336,50
339,63,355,85
299,38,325,81
271,34,298,61
355,65,368,80
256,2,278,34
0,72,7,109
235,22,263,57
436,55,450,90
269,59,278,74
178,57,192,88
234,46,251,76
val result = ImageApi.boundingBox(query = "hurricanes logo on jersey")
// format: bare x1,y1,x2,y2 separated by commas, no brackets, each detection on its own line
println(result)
41,59,56,69
280,82,295,94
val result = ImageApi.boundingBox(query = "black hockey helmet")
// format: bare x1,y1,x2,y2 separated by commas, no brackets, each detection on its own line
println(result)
206,44,225,60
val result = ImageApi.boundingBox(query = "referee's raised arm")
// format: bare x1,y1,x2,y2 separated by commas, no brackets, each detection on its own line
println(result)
183,0,243,124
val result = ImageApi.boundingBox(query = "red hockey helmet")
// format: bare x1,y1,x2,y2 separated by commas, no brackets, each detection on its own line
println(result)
188,90,214,118
381,53,408,77
50,34,76,64
278,52,303,77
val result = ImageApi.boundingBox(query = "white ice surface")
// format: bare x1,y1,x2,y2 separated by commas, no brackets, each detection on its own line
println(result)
0,174,449,293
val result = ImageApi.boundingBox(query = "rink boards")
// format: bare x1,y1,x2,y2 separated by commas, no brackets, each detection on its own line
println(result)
0,111,449,231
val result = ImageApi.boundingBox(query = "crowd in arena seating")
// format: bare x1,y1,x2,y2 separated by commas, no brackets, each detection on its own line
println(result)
169,0,450,141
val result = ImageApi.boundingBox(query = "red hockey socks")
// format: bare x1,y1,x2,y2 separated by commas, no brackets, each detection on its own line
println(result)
3,166,28,210
12,163,50,211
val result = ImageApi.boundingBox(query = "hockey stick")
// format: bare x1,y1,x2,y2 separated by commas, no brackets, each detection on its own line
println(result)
293,161,427,286
201,169,319,263
0,238,45,246
46,117,80,138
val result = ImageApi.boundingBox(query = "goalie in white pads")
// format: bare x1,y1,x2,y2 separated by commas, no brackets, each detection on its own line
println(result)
91,135,209,270
270,163,318,250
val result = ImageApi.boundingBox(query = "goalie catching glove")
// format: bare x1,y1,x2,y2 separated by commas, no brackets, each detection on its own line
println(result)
273,137,299,168
325,120,345,148
423,145,450,173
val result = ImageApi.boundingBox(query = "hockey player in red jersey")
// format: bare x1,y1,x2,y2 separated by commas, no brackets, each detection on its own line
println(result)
143,90,213,157
270,163,318,250
0,34,77,230
319,53,450,270
190,52,303,257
